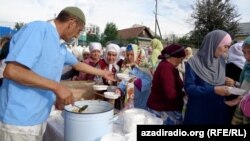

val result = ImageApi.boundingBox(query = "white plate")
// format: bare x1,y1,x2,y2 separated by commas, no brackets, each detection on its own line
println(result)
93,85,108,91
104,92,119,99
227,87,246,95
116,73,135,81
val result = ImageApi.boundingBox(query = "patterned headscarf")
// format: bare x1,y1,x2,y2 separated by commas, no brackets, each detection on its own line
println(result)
122,44,152,76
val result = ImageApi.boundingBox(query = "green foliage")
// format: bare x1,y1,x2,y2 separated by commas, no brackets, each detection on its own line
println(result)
178,34,193,47
190,0,240,48
14,22,25,31
86,33,100,44
100,22,118,46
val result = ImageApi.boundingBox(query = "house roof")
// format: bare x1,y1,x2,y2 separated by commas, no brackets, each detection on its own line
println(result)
237,22,250,35
118,26,154,39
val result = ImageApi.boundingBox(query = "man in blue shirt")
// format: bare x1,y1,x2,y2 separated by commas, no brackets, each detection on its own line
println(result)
0,6,114,141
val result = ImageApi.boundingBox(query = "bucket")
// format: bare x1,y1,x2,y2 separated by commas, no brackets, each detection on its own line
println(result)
64,100,114,141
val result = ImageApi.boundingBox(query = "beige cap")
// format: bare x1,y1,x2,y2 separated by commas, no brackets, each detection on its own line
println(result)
62,6,85,24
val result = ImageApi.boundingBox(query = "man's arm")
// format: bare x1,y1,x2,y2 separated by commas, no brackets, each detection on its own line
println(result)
3,62,74,107
73,62,115,81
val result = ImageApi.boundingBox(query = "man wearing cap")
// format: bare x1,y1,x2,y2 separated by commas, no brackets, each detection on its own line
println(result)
0,7,114,141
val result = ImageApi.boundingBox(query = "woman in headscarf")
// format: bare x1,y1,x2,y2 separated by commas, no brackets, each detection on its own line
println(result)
82,47,90,60
119,46,126,60
147,44,186,125
150,38,163,73
178,47,193,80
96,43,120,85
74,42,102,81
225,41,245,120
183,30,233,125
116,44,152,110
231,36,250,125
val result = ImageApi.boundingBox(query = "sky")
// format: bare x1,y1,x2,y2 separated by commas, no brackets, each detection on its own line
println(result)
0,0,249,37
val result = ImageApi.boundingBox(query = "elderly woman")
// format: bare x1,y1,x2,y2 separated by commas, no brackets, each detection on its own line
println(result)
178,47,193,80
147,44,186,125
82,47,90,60
96,43,120,85
74,42,102,81
184,30,233,125
116,44,152,110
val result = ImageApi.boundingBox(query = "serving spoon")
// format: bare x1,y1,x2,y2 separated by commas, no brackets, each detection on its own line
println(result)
74,105,88,113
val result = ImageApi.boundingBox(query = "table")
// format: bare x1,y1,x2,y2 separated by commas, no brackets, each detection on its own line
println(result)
43,110,64,141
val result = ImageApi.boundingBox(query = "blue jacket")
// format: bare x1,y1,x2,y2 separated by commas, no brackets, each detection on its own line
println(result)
184,63,231,125
118,66,152,110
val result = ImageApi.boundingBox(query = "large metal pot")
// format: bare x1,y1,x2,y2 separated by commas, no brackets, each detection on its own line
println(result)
64,100,114,141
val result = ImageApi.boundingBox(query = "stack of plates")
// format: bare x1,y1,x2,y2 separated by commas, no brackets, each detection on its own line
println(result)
116,73,135,81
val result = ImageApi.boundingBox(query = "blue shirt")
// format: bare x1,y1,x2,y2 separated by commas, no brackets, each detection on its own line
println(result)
0,21,77,125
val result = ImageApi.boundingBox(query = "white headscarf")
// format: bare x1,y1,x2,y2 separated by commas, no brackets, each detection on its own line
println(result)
82,47,90,54
104,43,120,71
89,42,102,52
119,46,126,60
227,41,245,69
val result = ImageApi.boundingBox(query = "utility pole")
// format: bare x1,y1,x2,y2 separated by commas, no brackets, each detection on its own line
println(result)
154,0,162,39
155,0,157,37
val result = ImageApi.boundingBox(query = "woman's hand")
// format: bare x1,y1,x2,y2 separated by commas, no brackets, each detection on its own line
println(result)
214,86,230,96
225,95,243,106
225,77,235,87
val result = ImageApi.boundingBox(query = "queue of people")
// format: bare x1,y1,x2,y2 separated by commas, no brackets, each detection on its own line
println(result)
0,5,250,141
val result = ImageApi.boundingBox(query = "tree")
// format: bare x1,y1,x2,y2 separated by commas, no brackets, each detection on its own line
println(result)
14,22,25,31
164,33,178,45
87,33,100,43
178,34,193,47
100,22,118,46
190,0,240,48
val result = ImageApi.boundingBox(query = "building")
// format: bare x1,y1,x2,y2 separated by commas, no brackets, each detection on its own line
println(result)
234,22,250,41
117,25,154,47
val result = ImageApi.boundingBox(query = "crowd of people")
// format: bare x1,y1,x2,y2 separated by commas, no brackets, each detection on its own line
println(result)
0,6,250,141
